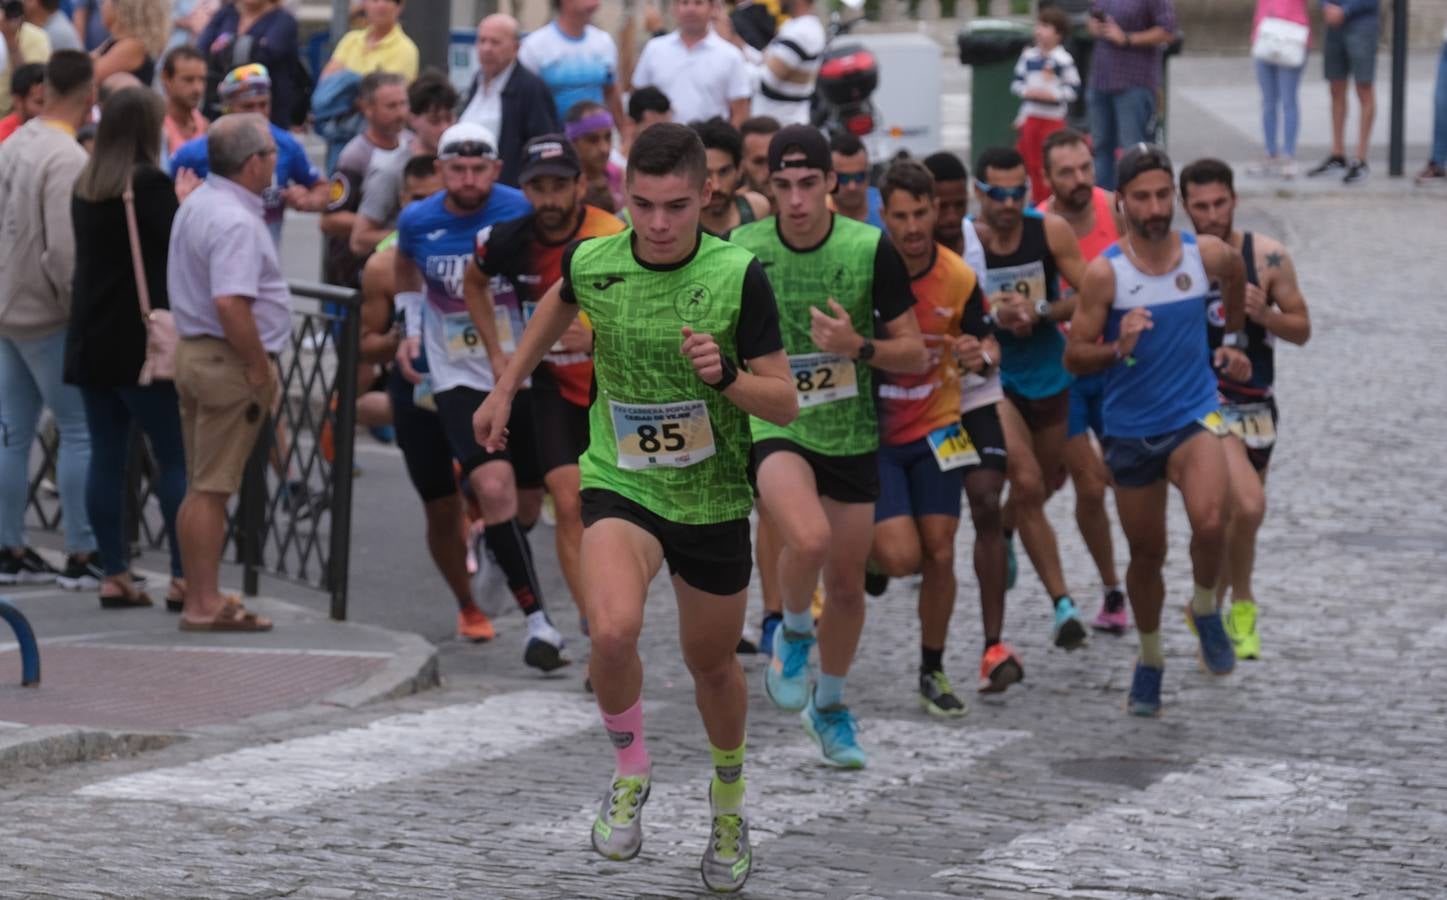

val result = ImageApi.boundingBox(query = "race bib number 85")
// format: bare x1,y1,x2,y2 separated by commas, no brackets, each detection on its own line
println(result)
789,353,858,408
609,400,717,470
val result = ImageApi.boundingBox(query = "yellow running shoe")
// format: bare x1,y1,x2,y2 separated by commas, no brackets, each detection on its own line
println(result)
1226,600,1260,660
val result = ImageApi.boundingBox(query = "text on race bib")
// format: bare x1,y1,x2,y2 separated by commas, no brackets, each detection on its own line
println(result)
926,421,981,471
789,353,859,408
609,400,717,470
1222,402,1276,450
523,300,572,354
984,262,1048,317
445,310,515,362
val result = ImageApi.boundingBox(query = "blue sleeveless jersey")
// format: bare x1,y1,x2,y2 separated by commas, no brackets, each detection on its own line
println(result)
1101,232,1218,438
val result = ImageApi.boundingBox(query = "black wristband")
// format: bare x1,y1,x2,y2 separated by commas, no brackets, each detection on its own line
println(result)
709,356,739,392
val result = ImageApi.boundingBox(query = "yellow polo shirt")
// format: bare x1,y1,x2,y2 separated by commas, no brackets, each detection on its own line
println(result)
329,26,419,81
0,23,53,116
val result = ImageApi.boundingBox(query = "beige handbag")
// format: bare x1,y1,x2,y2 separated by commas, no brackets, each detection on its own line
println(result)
123,176,176,385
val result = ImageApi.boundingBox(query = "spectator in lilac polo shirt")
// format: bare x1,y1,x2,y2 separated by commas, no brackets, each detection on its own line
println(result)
1085,0,1178,190
167,112,288,633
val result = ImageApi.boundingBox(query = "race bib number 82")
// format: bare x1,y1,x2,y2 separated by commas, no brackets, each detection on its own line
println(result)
789,353,858,408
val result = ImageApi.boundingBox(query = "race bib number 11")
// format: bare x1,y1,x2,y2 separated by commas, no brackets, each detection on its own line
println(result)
609,400,717,470
790,353,858,408
1222,402,1276,450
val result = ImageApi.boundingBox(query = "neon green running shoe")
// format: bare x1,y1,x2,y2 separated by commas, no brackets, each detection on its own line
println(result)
1226,600,1260,660
590,774,650,861
700,788,752,893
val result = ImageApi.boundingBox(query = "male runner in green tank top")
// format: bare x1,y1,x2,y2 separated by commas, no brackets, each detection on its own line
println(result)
731,124,926,769
473,124,795,894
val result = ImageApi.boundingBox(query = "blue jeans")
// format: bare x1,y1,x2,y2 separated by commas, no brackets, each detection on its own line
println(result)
1434,41,1447,165
1255,58,1305,159
0,330,96,554
1088,86,1156,191
80,384,188,578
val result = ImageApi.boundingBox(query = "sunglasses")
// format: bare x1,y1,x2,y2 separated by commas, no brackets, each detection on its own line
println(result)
836,172,869,186
975,180,1030,203
438,140,497,161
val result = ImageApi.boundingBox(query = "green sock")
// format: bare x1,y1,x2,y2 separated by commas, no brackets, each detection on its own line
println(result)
1190,583,1216,616
709,742,746,812
1138,630,1165,668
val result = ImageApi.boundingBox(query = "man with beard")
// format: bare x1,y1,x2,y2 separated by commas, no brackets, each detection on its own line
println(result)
1037,128,1129,635
394,123,569,674
692,117,769,237
739,115,779,202
971,146,1090,652
1179,157,1311,661
1065,144,1251,718
466,134,625,666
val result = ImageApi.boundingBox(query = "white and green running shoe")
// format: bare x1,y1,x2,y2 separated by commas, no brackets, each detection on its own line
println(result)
918,670,969,718
590,774,650,861
700,794,752,893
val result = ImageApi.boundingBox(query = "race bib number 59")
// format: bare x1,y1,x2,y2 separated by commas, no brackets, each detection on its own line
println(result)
609,400,716,470
789,353,858,408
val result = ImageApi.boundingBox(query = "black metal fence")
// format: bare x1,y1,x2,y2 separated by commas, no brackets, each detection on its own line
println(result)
25,281,362,620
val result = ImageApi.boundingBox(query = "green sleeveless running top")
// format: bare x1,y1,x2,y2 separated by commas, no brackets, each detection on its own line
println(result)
731,215,884,456
567,230,756,525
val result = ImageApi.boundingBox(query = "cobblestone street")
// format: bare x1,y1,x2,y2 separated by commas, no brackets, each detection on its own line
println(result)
1,191,1444,898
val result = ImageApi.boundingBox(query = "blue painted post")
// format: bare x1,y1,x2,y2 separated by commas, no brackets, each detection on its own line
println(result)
0,598,40,687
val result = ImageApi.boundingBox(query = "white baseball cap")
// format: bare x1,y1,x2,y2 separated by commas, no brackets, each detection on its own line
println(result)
437,123,499,160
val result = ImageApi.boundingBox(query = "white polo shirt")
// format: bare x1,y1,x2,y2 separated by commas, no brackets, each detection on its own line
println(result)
630,29,751,124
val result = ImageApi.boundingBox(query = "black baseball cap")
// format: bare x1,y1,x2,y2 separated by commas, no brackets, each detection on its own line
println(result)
1116,143,1174,190
519,134,581,184
767,124,832,175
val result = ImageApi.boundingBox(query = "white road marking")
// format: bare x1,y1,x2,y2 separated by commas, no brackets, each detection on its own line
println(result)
517,722,1028,856
932,756,1367,891
76,690,601,813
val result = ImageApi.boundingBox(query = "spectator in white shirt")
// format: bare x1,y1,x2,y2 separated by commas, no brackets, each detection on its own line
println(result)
746,0,824,126
630,0,750,127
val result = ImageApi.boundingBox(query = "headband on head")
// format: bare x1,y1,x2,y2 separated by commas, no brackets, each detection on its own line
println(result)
565,112,615,141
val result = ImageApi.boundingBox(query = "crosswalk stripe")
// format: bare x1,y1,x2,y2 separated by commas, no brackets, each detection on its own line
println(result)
931,756,1370,891
75,690,601,813
516,722,1028,857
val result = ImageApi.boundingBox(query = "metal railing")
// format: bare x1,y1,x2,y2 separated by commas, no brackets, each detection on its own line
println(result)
25,282,362,620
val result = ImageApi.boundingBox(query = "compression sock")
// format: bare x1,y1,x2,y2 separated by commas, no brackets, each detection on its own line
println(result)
814,673,846,709
600,698,651,777
921,645,944,674
1138,630,1165,668
782,607,814,636
1190,583,1217,616
484,519,544,616
709,741,746,812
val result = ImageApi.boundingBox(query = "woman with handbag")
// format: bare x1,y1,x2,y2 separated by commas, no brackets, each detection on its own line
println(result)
65,86,188,610
1251,0,1311,177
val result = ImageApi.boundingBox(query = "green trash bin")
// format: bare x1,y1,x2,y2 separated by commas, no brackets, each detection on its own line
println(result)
956,18,1035,166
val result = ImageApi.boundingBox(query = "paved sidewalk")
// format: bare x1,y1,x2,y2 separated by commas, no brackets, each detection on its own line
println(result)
0,549,438,770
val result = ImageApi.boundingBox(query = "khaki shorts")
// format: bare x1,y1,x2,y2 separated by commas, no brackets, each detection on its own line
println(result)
175,337,278,495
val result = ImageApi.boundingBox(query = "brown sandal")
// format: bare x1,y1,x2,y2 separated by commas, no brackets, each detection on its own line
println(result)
178,597,273,632
165,578,186,614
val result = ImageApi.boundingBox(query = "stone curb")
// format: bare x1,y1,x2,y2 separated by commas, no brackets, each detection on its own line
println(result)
0,596,440,773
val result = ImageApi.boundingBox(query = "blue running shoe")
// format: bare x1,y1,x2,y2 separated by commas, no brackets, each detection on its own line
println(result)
368,424,396,444
759,614,782,659
1126,661,1163,717
1051,596,1088,650
1005,534,1018,591
764,629,813,711
801,694,867,768
1191,609,1236,675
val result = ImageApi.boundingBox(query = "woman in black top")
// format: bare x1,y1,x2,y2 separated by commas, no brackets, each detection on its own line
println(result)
66,86,187,611
197,0,305,125
91,0,170,86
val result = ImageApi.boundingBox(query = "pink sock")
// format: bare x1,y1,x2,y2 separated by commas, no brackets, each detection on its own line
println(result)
599,698,651,777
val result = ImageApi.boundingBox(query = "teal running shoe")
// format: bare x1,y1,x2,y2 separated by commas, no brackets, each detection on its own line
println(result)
590,774,650,861
1051,596,1088,650
764,629,814,711
801,694,867,768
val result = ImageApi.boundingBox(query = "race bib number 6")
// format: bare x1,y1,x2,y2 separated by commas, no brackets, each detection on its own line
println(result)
609,400,717,470
789,353,859,408
444,311,484,361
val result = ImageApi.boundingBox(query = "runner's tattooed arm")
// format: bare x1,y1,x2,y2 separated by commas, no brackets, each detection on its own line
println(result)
1255,236,1311,346
1199,234,1252,382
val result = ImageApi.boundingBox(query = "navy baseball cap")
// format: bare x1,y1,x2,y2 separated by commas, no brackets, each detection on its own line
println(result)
519,134,581,184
